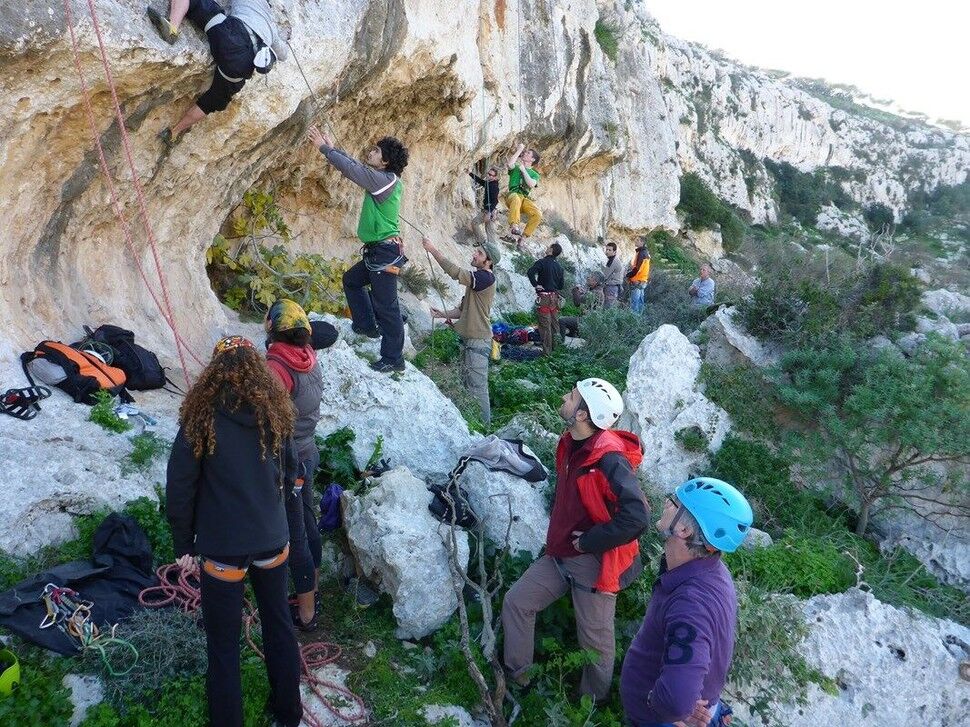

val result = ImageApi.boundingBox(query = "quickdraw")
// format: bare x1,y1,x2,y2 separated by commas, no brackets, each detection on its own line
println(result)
39,584,139,676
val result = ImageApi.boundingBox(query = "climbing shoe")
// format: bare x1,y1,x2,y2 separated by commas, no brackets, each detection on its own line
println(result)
369,359,405,373
352,325,381,339
294,612,319,633
146,7,179,44
344,577,379,608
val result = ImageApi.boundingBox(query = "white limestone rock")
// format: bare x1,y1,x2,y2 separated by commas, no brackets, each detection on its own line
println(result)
619,325,731,489
783,590,970,725
684,228,725,261
421,704,489,726
922,289,970,318
342,467,469,639
739,527,773,550
316,343,475,481
816,204,872,242
916,315,960,341
64,674,104,727
308,312,417,361
0,363,180,555
460,460,550,557
700,306,780,369
300,663,369,726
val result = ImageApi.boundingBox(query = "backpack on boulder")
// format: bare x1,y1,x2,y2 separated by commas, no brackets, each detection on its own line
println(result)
21,341,132,405
81,325,166,391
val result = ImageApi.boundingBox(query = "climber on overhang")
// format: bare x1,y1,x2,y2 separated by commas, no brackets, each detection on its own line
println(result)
306,125,411,374
501,142,543,249
146,0,289,145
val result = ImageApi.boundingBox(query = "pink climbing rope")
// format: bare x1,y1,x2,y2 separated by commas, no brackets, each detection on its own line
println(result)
140,563,368,725
61,0,204,384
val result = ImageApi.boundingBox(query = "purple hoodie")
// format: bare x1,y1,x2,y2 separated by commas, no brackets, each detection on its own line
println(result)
620,554,738,724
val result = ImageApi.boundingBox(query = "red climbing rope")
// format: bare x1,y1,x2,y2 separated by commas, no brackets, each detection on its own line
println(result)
140,563,368,725
61,0,204,384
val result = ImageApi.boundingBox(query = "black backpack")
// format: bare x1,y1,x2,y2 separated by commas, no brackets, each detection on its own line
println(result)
427,480,479,529
83,325,166,391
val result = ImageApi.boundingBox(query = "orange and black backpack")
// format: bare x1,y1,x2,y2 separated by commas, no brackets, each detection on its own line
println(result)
21,341,132,405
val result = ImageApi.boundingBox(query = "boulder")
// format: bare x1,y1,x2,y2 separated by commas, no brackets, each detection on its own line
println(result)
0,362,180,555
461,461,550,557
739,527,773,550
916,315,960,341
684,228,725,261
309,312,417,361
816,204,872,243
316,342,475,481
342,467,469,639
897,332,926,356
700,306,780,369
783,590,970,725
922,289,970,318
619,325,732,490
64,674,104,727
301,663,369,726
421,704,489,726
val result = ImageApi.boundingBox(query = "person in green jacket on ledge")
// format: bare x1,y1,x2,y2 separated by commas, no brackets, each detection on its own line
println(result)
307,126,410,373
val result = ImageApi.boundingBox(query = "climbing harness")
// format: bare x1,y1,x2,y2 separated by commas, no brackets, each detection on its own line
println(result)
61,0,202,385
140,562,368,725
552,557,599,594
39,584,139,676
0,386,51,421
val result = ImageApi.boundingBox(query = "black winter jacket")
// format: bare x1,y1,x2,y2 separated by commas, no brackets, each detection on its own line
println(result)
527,255,565,292
166,406,297,559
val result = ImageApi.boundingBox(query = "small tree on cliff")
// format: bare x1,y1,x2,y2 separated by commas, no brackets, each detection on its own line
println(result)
778,335,970,535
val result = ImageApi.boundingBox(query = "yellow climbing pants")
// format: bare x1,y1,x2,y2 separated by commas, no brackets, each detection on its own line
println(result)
506,193,543,237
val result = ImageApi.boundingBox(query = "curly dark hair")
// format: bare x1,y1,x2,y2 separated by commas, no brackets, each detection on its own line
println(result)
376,136,409,176
179,346,295,460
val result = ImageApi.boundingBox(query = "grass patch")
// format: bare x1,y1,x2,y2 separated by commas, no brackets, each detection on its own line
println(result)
89,390,131,434
594,19,618,62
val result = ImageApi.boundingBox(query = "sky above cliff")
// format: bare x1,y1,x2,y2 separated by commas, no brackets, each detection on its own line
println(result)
647,0,969,128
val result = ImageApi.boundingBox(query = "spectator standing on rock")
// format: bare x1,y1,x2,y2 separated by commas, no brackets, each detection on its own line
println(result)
166,336,302,727
502,143,543,248
263,299,323,632
527,242,565,355
627,238,651,314
502,379,650,704
306,126,410,373
602,241,625,309
422,238,497,427
148,0,289,144
688,264,716,309
620,478,753,727
469,166,501,245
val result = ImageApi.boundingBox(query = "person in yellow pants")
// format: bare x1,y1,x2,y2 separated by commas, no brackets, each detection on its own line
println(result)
503,143,542,248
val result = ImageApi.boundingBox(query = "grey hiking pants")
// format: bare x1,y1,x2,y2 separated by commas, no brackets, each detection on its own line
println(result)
501,554,617,701
461,337,491,427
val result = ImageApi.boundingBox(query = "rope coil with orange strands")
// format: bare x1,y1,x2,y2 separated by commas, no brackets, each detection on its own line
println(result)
139,562,368,725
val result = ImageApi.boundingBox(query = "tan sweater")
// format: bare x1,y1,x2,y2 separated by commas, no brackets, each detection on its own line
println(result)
438,257,496,341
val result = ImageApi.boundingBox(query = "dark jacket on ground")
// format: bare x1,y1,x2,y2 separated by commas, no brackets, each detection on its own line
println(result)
527,255,565,292
166,405,296,559
546,429,650,592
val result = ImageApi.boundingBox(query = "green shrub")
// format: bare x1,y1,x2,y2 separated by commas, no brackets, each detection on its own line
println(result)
0,646,76,725
676,174,746,250
674,425,709,453
315,427,360,490
727,533,856,597
501,310,537,326
122,433,169,475
89,390,132,433
570,307,653,371
646,230,696,276
594,19,618,62
764,159,854,226
863,203,894,231
123,492,174,565
700,364,779,440
414,327,462,368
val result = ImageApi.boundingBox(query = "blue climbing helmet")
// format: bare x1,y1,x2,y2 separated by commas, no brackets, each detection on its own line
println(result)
674,477,753,553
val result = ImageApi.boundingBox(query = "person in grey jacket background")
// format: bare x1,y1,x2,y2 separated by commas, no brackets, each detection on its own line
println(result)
148,0,289,143
601,240,625,308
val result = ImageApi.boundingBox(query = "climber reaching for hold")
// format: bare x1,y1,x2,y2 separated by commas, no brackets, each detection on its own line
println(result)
503,142,542,248
148,0,289,145
306,125,411,374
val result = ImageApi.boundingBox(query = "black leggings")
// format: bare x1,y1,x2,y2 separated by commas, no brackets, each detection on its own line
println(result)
200,554,302,727
186,0,254,113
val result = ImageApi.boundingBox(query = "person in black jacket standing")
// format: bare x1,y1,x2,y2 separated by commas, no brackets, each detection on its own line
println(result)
167,335,302,727
469,166,500,245
527,242,565,355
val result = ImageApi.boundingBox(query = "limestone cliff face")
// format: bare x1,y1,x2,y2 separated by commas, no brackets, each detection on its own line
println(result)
0,0,966,362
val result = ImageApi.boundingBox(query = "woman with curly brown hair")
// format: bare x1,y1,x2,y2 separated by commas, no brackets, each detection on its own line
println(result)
166,336,303,727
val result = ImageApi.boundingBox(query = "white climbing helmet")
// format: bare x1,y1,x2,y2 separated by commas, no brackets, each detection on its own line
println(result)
577,378,624,429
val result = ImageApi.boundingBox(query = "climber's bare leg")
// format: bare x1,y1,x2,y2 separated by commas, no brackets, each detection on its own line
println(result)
169,0,190,30
171,104,205,137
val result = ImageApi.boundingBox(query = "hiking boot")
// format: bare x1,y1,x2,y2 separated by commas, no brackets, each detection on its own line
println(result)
345,577,380,608
352,325,381,339
146,6,179,44
294,611,318,632
369,359,405,373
